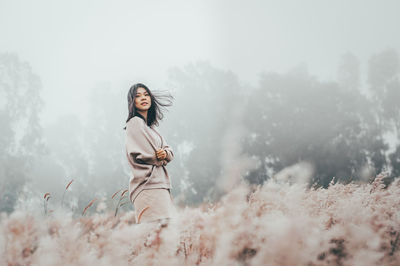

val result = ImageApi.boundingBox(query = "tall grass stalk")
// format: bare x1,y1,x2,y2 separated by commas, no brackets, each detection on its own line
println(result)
61,179,74,208
43,193,50,215
82,198,97,216
113,189,128,217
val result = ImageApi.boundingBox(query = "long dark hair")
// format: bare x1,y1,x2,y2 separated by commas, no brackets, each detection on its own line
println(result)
123,83,173,130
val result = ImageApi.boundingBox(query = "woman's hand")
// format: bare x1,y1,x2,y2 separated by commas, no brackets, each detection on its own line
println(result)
156,149,167,160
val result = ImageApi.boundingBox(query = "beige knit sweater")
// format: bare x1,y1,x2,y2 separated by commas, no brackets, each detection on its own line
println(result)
125,116,174,203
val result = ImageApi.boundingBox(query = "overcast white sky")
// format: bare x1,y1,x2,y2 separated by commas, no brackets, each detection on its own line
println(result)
1,0,399,126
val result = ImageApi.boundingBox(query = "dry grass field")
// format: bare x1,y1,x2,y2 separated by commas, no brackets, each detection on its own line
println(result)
1,174,399,266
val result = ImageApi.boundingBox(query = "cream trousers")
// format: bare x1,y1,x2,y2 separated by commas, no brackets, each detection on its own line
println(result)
133,188,175,224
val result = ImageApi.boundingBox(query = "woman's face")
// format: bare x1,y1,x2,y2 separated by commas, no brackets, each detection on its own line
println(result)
134,87,151,112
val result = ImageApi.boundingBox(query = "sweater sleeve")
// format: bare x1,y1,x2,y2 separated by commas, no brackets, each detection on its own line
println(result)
126,118,164,167
161,134,174,163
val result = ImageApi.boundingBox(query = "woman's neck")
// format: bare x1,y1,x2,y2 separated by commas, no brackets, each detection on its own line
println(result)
137,110,148,123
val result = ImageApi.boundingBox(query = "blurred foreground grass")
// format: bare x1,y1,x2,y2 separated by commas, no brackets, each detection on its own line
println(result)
1,175,400,266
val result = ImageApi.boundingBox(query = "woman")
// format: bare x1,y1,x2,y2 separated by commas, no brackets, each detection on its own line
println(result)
124,83,175,224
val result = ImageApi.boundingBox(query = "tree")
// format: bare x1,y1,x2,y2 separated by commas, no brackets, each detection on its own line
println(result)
80,83,128,214
337,52,360,92
367,49,400,175
0,53,46,213
166,61,245,204
242,67,386,187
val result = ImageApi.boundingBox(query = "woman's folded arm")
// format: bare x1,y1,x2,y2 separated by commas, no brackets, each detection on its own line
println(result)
126,117,163,167
158,133,173,163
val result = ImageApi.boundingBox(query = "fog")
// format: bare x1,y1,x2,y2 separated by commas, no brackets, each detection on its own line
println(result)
0,0,400,215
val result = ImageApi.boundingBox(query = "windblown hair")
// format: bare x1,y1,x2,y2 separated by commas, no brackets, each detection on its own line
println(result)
123,83,173,130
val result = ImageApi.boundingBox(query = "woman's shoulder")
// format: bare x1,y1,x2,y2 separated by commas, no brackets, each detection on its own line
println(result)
129,116,144,122
126,116,146,128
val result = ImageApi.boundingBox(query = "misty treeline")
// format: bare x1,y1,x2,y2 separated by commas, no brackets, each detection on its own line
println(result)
0,49,399,215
